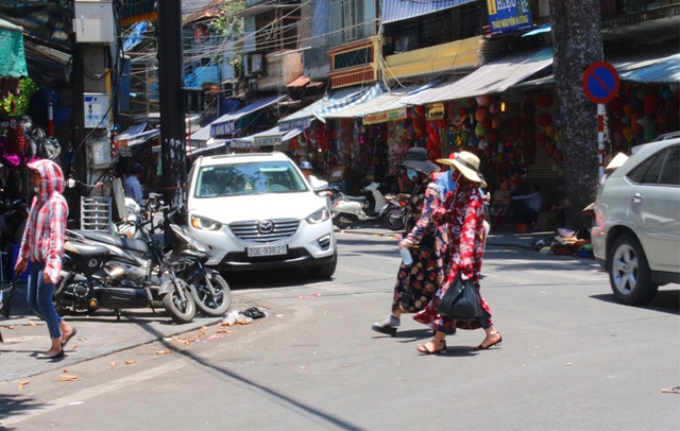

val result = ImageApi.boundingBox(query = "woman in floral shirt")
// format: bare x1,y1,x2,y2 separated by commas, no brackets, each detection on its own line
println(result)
413,151,502,354
372,147,446,335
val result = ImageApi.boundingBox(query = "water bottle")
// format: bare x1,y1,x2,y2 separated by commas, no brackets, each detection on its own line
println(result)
400,247,413,265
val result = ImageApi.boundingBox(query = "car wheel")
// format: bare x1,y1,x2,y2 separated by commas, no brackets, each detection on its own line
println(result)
608,234,658,305
307,251,337,279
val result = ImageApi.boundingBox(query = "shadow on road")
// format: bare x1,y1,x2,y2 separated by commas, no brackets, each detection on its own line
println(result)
590,288,680,316
0,393,47,427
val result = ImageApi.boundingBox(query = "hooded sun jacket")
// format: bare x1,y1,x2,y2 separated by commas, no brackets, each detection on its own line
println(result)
17,159,69,284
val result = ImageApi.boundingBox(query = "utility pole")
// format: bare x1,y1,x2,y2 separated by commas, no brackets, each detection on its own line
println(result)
157,0,187,209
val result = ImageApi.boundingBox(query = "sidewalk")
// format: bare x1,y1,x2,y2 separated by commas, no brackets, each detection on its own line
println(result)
0,224,549,382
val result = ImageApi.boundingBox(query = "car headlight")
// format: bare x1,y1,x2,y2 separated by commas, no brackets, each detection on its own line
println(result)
190,215,223,231
306,207,330,224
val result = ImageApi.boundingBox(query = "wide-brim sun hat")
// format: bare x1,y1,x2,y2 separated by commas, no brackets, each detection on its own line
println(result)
437,151,483,184
605,152,629,171
401,147,440,174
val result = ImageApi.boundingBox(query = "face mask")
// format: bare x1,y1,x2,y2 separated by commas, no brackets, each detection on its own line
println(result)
33,187,40,193
407,168,418,181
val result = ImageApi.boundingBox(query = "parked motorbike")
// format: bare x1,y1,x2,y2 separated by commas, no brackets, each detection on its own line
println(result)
330,182,397,229
55,207,197,323
114,197,145,240
384,195,408,231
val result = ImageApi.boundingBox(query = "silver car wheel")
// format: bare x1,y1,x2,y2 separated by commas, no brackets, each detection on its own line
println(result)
611,243,638,295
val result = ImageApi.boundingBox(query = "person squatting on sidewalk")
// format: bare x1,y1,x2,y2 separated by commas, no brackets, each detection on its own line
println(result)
15,159,76,360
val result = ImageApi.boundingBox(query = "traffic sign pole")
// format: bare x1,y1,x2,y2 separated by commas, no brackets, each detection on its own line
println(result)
598,104,605,179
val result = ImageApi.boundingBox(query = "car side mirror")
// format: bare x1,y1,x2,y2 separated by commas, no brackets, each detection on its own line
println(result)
313,179,329,193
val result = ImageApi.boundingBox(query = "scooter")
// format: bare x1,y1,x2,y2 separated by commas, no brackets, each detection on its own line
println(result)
55,208,197,324
331,182,397,229
384,195,408,231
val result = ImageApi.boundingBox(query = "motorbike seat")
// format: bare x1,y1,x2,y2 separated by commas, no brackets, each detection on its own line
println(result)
72,230,149,255
343,195,367,203
64,240,109,258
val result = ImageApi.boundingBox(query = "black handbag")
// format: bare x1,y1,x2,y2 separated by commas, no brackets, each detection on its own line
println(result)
438,273,483,320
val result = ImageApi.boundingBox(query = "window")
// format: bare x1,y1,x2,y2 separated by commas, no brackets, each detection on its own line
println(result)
331,0,359,42
627,152,663,184
659,145,680,186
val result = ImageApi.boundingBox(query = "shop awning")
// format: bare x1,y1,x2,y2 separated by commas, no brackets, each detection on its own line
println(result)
278,83,386,132
402,47,553,105
210,95,287,137
323,87,411,121
619,54,680,83
381,0,475,25
0,17,28,78
235,126,283,147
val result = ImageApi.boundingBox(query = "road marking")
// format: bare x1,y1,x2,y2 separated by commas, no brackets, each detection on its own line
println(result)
1,359,186,426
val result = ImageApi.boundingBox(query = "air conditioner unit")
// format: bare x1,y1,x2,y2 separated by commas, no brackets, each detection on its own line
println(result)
244,53,265,76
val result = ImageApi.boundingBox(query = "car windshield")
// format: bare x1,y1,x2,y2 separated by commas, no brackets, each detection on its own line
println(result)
194,161,309,198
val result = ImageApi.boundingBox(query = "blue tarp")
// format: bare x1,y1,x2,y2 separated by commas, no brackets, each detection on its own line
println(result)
381,0,475,25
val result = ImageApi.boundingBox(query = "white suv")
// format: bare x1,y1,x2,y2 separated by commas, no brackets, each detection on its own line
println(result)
186,152,337,278
592,137,680,304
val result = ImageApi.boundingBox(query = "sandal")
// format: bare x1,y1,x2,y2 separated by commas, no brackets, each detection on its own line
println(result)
417,338,446,355
371,315,400,336
473,333,503,351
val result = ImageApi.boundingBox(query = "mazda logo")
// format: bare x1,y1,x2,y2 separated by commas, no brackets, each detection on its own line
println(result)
258,221,274,234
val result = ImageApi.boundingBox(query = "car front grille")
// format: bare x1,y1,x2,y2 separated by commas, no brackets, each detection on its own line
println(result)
229,219,300,244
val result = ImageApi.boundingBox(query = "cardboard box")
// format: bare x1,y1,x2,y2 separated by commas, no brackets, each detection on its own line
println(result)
329,166,345,182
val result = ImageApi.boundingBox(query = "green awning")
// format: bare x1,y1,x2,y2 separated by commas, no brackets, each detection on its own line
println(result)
0,18,28,78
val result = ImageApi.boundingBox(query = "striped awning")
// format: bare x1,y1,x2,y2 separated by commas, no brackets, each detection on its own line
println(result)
381,0,475,25
210,95,287,137
402,47,553,105
278,84,386,132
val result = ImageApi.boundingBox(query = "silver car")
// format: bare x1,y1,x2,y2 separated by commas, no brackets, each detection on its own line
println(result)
592,137,680,305
186,152,337,278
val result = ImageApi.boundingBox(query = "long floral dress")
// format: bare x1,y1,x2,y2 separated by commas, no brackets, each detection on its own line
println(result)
391,175,447,314
413,180,493,334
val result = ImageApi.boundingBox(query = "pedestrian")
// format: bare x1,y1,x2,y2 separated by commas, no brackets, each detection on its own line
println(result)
124,162,144,206
413,151,502,354
508,183,543,227
372,147,446,335
15,159,76,360
300,160,331,197
435,152,458,199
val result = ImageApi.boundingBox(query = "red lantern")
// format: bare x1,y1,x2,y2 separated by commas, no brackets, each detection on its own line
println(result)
610,96,624,113
537,113,552,128
536,132,548,146
644,93,662,116
536,93,554,109
458,107,467,117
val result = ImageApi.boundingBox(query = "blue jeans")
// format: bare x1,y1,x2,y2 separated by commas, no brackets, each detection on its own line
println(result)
26,262,62,340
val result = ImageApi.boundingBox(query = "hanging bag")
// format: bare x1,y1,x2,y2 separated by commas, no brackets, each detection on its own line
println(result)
438,272,483,320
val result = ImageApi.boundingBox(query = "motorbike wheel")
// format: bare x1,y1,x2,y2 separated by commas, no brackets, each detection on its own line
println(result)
334,214,354,230
162,279,196,324
188,271,232,317
385,207,405,231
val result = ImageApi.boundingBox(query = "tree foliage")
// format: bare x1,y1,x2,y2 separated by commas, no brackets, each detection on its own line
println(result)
209,0,246,78
548,0,604,226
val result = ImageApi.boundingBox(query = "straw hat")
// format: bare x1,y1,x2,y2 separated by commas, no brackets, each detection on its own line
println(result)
606,152,629,171
437,151,483,184
401,147,440,174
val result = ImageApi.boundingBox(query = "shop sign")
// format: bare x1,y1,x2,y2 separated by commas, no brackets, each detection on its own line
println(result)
279,117,311,133
84,93,110,129
425,103,445,121
487,0,533,36
254,135,282,147
363,108,407,125
211,121,235,137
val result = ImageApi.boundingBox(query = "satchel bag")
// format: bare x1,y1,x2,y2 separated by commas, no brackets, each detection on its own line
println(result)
438,273,483,320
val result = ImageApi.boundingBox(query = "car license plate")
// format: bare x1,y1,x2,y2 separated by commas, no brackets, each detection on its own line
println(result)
247,244,287,257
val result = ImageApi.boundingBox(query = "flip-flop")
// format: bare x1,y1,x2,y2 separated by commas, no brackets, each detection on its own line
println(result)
61,328,77,347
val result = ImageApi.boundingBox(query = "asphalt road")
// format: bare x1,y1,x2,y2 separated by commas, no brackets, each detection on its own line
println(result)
1,231,679,430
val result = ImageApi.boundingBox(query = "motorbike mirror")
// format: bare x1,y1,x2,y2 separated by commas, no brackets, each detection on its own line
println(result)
312,179,329,193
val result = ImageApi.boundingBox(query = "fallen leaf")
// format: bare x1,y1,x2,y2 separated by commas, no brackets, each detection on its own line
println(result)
220,321,234,327
156,350,173,355
207,334,223,341
125,360,136,365
235,318,252,325
27,321,37,327
58,375,79,382
661,386,680,394
17,381,29,389
110,362,117,368
63,368,68,373
3,325,17,330
216,329,232,334
69,345,78,351
200,326,207,332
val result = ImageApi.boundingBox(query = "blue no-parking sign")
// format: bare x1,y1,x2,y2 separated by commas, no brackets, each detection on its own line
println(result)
582,62,620,104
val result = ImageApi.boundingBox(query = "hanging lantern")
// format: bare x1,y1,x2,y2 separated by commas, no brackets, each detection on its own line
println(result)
537,113,552,128
536,93,554,109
